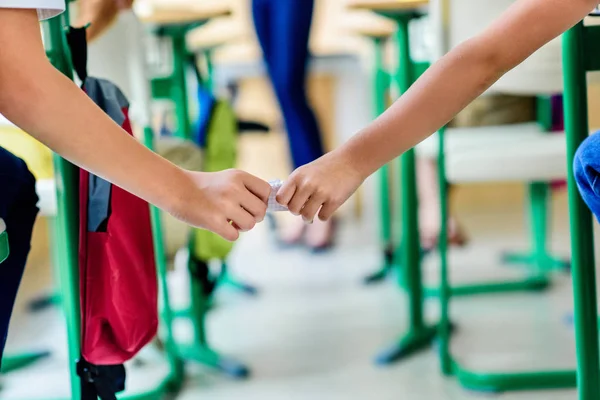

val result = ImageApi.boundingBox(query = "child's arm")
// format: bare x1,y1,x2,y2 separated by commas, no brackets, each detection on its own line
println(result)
0,9,270,241
277,0,596,222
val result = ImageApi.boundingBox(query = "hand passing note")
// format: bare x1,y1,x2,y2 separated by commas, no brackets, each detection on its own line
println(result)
172,169,270,241
274,152,366,223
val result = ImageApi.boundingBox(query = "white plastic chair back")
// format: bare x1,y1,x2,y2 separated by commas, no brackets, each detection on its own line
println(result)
428,0,563,95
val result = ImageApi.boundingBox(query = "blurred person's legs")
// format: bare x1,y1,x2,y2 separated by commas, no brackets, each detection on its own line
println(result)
0,147,39,366
417,158,466,250
252,0,333,250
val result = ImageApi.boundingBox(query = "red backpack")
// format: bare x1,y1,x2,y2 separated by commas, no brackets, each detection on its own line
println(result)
78,77,158,365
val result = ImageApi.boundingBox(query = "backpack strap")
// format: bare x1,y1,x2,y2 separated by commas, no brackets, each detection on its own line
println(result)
66,26,89,83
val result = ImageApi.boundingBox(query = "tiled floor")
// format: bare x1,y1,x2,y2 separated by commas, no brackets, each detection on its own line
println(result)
1,183,589,399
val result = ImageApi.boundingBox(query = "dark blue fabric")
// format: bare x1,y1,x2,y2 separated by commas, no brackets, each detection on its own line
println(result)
0,147,39,365
574,130,600,221
252,0,324,168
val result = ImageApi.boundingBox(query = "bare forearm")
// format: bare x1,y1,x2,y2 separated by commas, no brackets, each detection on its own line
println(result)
0,63,189,213
341,38,500,177
0,9,272,239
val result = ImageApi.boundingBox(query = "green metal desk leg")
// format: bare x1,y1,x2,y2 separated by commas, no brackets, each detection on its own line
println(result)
563,22,600,400
363,36,396,285
437,128,452,376
374,14,437,365
203,49,214,93
45,14,83,400
152,24,254,376
170,32,192,139
177,234,249,379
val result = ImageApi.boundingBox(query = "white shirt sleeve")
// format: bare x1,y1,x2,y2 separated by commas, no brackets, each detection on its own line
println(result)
0,0,65,20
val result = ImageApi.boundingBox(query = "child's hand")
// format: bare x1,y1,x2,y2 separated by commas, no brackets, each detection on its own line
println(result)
171,169,271,241
276,152,366,223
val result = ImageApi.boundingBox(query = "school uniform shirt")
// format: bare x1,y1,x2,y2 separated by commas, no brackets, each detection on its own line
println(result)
0,0,64,20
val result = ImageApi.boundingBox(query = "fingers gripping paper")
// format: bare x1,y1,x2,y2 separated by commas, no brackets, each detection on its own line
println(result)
267,180,288,212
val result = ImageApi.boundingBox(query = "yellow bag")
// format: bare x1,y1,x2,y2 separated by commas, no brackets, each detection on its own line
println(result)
0,125,54,179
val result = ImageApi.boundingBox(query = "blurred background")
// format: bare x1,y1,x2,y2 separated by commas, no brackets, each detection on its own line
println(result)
2,0,600,399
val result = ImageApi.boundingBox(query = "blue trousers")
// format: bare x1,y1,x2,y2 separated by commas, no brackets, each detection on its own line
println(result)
252,0,325,168
0,146,39,366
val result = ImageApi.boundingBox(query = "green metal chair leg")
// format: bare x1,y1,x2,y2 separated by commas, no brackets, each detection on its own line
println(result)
502,97,569,273
452,363,576,393
436,122,576,394
502,183,570,272
423,184,553,300
424,276,549,298
427,148,554,299
363,36,397,285
563,22,600,400
432,24,600,395
143,127,185,391
502,251,570,271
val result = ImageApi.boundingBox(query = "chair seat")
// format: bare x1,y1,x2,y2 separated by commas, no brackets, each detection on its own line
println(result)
347,0,430,13
0,218,8,264
135,1,231,26
36,179,57,217
417,123,568,183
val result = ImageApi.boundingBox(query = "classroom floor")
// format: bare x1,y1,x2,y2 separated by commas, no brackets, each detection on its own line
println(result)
0,133,591,400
